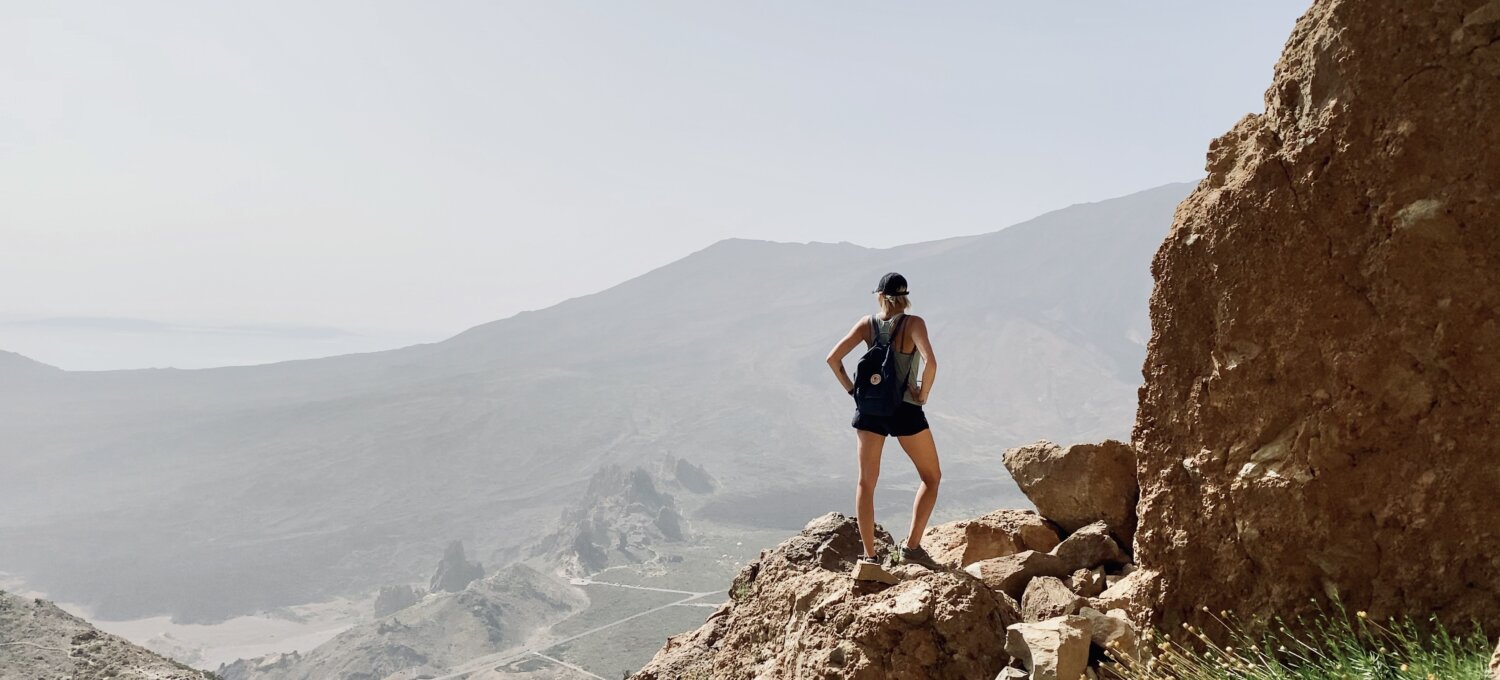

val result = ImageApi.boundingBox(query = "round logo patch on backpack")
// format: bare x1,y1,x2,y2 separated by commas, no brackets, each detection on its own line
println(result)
869,374,882,385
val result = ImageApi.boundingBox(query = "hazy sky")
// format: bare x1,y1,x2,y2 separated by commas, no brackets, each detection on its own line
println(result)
2,1,1310,369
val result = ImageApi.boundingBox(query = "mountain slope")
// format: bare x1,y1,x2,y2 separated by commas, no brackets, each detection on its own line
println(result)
0,182,1192,623
0,589,212,679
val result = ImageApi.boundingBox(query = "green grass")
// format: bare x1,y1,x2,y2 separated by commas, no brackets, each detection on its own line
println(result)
1112,600,1491,680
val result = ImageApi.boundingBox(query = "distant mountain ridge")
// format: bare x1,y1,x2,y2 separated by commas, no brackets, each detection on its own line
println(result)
0,182,1194,623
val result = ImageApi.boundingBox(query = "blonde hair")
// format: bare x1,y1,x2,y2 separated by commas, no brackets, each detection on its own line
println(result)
877,293,912,317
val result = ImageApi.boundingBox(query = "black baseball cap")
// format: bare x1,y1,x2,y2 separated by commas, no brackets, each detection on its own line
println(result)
872,272,909,296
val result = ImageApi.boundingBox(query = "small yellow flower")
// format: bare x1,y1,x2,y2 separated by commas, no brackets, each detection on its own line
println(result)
1400,664,1409,672
1357,611,1368,619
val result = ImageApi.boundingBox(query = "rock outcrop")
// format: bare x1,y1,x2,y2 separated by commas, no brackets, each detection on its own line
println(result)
538,464,691,576
631,513,1018,680
1003,439,1138,544
1003,616,1090,680
373,584,425,618
429,540,484,593
1490,638,1500,680
0,589,211,680
921,509,1061,569
1135,0,1500,633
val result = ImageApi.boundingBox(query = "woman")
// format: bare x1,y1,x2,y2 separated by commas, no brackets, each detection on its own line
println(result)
825,272,941,574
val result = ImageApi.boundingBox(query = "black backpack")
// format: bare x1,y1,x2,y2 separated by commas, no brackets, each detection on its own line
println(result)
853,314,908,417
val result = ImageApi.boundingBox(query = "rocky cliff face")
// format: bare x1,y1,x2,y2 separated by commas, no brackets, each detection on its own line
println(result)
1134,0,1500,633
0,590,211,680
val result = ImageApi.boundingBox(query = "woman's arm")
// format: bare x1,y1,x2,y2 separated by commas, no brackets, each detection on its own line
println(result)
908,316,938,404
825,317,870,394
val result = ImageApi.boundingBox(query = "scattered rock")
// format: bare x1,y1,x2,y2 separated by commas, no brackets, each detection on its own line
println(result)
1490,638,1499,680
1134,0,1500,633
428,541,484,593
632,513,1017,679
1067,568,1106,598
1021,576,1087,622
1002,440,1138,544
1004,615,1091,680
373,585,425,618
1080,607,1142,664
965,551,1071,600
1089,568,1156,623
1051,522,1130,573
923,509,1062,568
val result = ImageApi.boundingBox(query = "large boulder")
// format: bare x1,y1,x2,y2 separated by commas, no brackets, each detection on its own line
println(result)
1002,440,1137,543
922,509,1062,568
964,551,1072,600
631,513,1018,680
1134,0,1500,633
1004,615,1090,680
1050,521,1130,573
1020,576,1086,622
1088,568,1157,624
1079,607,1142,664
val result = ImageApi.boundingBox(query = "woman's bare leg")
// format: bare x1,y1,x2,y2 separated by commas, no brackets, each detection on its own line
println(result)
855,429,885,557
896,428,942,548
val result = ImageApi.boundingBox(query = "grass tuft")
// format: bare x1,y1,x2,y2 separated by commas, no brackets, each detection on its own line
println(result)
1109,599,1492,680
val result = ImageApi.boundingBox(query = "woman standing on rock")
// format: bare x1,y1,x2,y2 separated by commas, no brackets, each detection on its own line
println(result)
825,272,941,578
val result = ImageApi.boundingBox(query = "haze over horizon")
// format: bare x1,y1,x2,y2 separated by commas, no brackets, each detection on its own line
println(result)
3,2,1310,370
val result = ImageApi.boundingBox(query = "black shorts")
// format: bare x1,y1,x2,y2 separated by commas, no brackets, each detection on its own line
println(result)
851,401,930,437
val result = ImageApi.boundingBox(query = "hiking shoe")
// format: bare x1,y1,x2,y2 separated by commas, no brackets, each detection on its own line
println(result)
851,554,899,585
898,544,940,570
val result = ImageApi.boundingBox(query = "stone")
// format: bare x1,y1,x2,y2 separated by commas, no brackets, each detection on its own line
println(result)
1080,607,1142,664
852,560,900,586
1088,568,1156,622
632,513,1018,679
428,541,484,594
1002,440,1138,544
1490,638,1499,680
1020,576,1086,622
995,668,1029,680
1067,568,1106,598
965,551,1071,600
1134,0,1500,634
1004,615,1090,680
924,509,1063,568
1051,522,1130,573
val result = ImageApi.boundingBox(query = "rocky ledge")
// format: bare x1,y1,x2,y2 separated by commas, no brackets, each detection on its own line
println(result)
632,439,1146,680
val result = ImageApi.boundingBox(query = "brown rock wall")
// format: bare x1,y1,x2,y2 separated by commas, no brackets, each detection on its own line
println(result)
1135,0,1500,632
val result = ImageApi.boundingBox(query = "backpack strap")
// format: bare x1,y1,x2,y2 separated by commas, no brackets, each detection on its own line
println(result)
891,314,909,352
867,315,879,348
